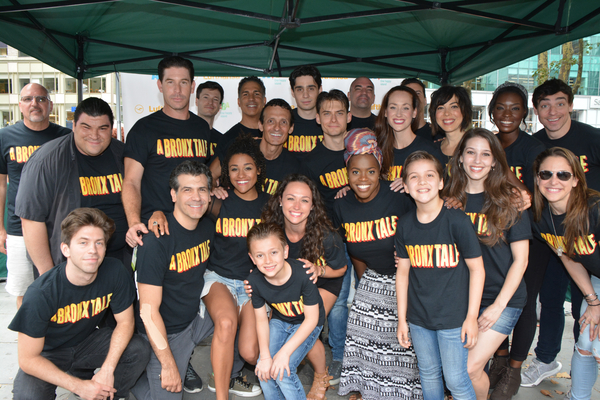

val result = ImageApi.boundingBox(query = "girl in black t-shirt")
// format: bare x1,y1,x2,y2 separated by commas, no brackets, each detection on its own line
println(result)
444,128,530,399
201,134,266,398
429,85,473,168
531,147,600,399
396,151,485,400
260,174,346,399
336,129,421,400
247,223,323,400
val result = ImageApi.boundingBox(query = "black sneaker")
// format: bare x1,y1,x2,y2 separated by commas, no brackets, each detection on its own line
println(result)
183,363,203,393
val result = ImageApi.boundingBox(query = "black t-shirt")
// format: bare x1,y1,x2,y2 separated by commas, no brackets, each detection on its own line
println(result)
208,127,222,162
208,190,269,280
387,135,446,181
9,258,134,351
333,181,414,276
464,193,531,308
216,122,262,161
0,121,70,235
248,258,325,326
433,140,453,169
531,202,600,278
136,213,214,334
414,123,439,142
504,130,546,193
301,142,347,219
286,230,347,289
124,110,211,221
534,120,600,191
263,146,301,195
76,147,127,255
285,109,323,159
395,206,482,330
348,113,376,131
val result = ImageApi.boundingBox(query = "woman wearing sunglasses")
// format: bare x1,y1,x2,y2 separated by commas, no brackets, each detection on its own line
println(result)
531,147,600,400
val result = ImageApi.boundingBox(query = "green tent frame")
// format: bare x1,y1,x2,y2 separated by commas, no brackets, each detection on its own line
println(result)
1,0,599,85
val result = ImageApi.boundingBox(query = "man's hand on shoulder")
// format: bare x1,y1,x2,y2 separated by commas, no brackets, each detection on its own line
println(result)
126,222,147,247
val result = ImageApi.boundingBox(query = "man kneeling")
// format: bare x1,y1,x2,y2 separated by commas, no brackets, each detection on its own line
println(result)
9,208,150,400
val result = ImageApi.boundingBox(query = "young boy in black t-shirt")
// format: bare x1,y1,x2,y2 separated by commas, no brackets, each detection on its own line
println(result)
247,223,323,400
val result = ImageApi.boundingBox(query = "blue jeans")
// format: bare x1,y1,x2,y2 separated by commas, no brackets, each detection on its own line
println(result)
409,323,475,400
537,254,583,363
259,319,322,400
13,328,150,400
571,275,600,400
328,248,353,361
478,306,522,336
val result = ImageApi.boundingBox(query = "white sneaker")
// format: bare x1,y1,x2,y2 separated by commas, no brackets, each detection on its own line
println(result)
520,358,562,387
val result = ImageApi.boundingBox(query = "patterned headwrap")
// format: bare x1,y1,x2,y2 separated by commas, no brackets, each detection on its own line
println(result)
343,128,383,168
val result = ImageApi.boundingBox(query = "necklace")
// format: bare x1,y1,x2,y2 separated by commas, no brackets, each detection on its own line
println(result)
549,208,564,256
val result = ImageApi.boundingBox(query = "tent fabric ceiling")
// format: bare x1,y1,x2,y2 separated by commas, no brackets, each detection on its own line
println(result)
0,0,599,84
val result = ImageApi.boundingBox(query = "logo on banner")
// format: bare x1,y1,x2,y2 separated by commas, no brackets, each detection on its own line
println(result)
135,104,144,114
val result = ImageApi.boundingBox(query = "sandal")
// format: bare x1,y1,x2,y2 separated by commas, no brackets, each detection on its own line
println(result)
306,367,333,400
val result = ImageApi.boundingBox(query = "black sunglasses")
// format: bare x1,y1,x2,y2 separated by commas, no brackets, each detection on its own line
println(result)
537,170,573,181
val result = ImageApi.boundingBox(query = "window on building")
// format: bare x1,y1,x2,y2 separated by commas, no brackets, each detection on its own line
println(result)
65,78,77,93
0,42,7,56
89,77,106,93
19,79,30,91
43,77,57,93
472,106,486,128
0,79,9,93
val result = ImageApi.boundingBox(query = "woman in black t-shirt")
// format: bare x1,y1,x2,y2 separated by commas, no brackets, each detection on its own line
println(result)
444,128,530,399
202,134,267,398
261,173,347,399
430,85,473,168
335,129,420,400
531,147,600,400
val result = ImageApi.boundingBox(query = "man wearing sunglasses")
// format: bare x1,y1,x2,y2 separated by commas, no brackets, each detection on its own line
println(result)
516,78,600,390
0,83,70,309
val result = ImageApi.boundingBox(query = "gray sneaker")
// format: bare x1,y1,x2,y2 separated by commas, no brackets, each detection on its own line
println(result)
229,375,262,397
520,358,562,387
329,360,342,385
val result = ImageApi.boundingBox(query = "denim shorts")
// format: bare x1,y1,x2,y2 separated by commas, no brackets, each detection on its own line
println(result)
201,269,251,308
479,306,522,335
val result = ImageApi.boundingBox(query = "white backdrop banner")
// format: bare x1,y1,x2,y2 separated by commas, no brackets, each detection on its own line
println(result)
121,73,411,137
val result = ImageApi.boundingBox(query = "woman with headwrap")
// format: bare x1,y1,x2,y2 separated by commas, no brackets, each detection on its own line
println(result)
333,128,421,400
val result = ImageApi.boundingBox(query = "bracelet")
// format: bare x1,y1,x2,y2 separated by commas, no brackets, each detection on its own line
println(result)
584,293,598,299
320,266,326,277
588,303,600,306
586,295,599,304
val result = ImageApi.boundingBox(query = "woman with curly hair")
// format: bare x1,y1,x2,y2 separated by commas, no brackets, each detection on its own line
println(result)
202,133,267,399
260,173,347,400
531,147,600,400
443,128,530,399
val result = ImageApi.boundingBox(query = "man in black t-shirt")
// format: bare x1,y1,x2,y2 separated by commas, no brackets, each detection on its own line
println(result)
0,83,70,308
196,81,224,162
123,56,211,247
286,65,324,158
132,161,215,398
259,99,300,194
209,76,266,182
16,98,126,275
401,78,437,141
9,208,150,400
347,77,376,130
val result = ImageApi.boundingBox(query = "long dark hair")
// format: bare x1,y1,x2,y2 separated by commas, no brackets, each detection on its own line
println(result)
261,174,334,263
374,85,420,177
443,128,520,246
533,147,600,257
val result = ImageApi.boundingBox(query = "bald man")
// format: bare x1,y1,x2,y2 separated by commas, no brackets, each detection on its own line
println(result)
347,77,376,130
0,83,70,308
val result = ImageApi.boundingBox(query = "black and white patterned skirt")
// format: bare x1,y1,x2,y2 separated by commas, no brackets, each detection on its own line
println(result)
338,268,422,399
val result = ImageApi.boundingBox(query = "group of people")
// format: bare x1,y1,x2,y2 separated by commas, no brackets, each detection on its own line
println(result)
2,54,600,400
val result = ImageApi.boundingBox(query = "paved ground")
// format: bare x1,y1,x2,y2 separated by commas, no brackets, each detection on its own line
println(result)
0,281,598,399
